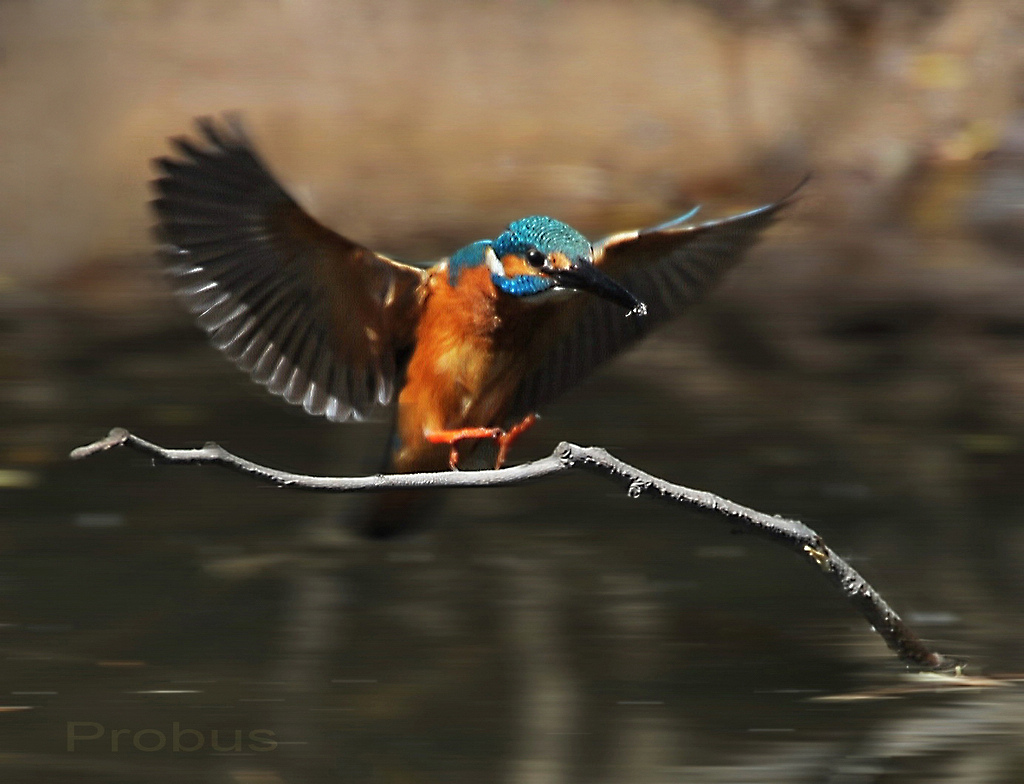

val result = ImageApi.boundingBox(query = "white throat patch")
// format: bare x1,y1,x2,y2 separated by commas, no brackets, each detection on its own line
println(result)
484,245,506,278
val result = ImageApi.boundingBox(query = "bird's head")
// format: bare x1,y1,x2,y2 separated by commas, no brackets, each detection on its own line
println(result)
487,216,645,314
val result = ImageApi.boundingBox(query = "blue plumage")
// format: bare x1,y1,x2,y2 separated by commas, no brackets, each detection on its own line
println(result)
446,239,491,285
493,274,554,297
493,215,591,261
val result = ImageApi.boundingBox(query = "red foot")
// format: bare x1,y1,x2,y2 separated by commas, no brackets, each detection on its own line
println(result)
425,413,538,470
426,426,501,470
495,413,537,469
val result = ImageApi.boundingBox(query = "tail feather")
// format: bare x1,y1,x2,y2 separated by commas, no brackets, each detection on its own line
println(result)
358,487,444,539
347,384,447,538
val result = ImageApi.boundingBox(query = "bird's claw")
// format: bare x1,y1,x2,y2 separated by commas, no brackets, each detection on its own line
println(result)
494,413,538,469
426,413,539,471
426,426,502,471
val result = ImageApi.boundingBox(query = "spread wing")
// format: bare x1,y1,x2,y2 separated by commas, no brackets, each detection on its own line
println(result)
151,117,427,422
511,185,802,417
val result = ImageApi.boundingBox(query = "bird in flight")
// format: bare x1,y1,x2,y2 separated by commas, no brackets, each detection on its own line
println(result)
151,117,797,534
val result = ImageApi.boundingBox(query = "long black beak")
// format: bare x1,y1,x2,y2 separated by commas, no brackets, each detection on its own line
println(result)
550,261,647,316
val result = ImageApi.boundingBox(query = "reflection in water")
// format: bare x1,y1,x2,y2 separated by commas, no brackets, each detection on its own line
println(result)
506,554,576,784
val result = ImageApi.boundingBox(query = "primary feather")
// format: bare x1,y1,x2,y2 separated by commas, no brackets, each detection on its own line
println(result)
151,116,426,422
511,193,799,416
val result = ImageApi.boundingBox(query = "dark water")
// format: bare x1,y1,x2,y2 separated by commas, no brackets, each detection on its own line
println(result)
2,292,1024,783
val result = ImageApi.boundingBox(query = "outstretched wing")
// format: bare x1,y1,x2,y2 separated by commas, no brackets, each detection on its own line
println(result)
151,117,426,422
511,184,802,417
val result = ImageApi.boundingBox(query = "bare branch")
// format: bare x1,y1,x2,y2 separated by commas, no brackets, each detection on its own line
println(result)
71,427,960,673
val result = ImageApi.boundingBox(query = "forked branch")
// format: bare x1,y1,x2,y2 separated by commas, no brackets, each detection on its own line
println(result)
72,427,959,672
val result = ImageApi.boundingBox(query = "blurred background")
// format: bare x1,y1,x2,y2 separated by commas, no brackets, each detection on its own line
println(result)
3,0,1024,781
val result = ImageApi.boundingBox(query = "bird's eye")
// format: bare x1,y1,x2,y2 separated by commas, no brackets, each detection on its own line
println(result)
525,249,546,269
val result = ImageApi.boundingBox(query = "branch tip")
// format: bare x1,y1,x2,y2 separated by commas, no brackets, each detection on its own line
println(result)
69,427,130,460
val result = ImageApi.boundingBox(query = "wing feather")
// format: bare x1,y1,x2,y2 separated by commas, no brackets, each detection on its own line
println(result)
151,116,426,420
511,185,802,416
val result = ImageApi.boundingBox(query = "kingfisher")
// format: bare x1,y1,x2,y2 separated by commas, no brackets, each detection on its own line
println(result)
151,117,797,535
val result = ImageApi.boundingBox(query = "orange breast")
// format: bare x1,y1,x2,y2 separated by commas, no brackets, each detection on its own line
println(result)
394,266,531,471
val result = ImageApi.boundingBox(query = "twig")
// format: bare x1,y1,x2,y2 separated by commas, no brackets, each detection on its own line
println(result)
71,427,960,672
